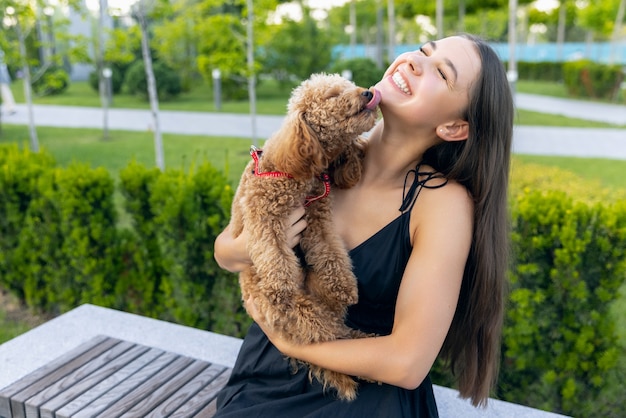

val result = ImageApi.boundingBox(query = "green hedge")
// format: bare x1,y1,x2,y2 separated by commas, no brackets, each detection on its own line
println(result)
563,60,624,101
0,145,248,336
501,190,626,415
516,61,564,82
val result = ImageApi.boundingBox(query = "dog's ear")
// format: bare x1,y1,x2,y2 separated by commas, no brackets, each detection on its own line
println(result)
272,112,325,179
330,137,366,189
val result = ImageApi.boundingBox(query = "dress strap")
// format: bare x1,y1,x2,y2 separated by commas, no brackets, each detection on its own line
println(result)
399,162,448,213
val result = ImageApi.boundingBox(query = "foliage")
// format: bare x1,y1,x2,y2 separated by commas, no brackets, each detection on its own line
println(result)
101,25,143,88
261,9,332,85
515,61,563,82
502,190,626,416
0,0,89,81
462,8,509,41
32,66,70,96
329,57,384,89
21,163,119,312
0,144,249,336
118,158,247,333
0,145,55,298
577,0,625,39
563,60,624,101
124,60,182,100
196,13,249,100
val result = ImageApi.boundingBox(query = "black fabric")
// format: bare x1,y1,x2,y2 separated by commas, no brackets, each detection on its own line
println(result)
214,164,440,418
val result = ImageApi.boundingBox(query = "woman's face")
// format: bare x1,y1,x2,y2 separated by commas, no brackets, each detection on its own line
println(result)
375,36,481,132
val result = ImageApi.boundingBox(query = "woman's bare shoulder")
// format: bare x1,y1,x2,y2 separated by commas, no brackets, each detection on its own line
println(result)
411,178,474,238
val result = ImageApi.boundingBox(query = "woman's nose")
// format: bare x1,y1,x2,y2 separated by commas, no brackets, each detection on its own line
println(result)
405,52,424,75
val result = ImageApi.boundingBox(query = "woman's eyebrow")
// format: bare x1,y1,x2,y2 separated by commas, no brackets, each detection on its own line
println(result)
428,41,458,83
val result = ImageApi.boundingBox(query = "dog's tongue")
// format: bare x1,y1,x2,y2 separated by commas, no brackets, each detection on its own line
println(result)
366,88,381,110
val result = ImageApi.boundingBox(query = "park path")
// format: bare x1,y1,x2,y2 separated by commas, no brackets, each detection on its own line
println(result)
2,92,625,159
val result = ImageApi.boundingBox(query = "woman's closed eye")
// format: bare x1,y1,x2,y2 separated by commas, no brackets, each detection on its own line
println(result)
419,47,448,82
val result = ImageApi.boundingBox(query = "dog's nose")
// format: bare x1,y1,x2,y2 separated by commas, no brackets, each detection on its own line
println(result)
361,90,373,101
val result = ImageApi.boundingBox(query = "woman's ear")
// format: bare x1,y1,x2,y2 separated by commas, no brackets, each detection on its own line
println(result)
436,120,469,142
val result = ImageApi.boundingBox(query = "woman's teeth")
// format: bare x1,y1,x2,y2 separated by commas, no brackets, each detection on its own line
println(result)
392,72,410,95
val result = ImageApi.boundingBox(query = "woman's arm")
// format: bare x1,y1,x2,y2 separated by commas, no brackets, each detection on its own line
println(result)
214,206,308,273
214,224,253,272
250,182,474,389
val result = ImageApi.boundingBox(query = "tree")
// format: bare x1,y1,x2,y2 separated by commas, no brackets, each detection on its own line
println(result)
262,5,332,85
132,0,165,171
578,0,625,40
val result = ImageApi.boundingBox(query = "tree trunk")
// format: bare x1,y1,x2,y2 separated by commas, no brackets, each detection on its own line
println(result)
387,0,395,63
98,0,109,140
137,4,165,171
556,1,566,61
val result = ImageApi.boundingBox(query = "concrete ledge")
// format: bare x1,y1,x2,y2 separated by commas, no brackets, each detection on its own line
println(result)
0,304,568,417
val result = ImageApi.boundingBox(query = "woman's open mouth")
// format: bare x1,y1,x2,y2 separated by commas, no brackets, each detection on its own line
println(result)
392,72,411,95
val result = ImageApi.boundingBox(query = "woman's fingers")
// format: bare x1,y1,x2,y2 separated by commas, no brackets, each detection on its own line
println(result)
286,206,307,248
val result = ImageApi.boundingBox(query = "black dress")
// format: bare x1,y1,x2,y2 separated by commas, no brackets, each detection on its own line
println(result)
215,165,443,418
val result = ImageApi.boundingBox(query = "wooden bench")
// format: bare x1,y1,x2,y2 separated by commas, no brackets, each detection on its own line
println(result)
0,335,231,418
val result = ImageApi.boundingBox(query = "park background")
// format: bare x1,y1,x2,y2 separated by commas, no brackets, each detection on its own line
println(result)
1,0,626,417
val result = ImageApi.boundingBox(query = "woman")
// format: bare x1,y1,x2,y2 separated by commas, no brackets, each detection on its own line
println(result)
213,34,513,417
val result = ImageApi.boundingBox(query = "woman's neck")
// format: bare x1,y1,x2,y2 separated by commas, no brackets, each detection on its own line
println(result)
361,121,434,187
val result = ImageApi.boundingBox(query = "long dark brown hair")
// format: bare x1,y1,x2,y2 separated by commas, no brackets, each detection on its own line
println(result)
422,34,513,406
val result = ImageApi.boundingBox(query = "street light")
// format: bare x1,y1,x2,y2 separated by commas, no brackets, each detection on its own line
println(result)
5,6,39,152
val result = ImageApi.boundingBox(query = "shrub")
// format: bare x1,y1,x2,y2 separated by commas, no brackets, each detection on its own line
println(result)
516,61,563,82
0,145,55,297
15,163,120,313
501,190,626,415
124,60,182,100
32,66,70,96
563,60,624,101
119,160,249,335
329,58,385,89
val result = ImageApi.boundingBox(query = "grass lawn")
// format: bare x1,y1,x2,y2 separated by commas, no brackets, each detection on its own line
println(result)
516,79,626,105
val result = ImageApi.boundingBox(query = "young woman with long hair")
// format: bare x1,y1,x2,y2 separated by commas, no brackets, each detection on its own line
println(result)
213,33,513,417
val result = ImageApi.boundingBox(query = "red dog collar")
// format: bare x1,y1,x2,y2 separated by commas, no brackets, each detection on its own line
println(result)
249,146,330,207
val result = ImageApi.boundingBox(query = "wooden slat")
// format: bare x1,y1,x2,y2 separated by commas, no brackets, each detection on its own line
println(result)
118,359,210,418
145,363,227,418
54,347,164,418
9,337,120,418
1,335,233,418
170,365,230,418
92,355,194,417
70,351,179,418
193,398,218,417
24,340,134,418
0,335,110,418
38,343,150,418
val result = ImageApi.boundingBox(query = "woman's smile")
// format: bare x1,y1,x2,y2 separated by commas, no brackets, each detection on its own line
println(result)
391,71,411,95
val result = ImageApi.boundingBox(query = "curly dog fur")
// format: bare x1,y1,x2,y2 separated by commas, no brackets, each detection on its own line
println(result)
230,73,380,401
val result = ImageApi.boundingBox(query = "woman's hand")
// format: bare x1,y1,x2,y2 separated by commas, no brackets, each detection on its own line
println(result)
214,206,308,272
285,205,307,248
244,295,295,355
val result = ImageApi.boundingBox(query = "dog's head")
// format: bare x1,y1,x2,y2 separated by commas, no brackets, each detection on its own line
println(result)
264,73,380,182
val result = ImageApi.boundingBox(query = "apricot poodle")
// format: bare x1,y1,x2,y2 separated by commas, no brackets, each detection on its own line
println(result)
230,73,380,401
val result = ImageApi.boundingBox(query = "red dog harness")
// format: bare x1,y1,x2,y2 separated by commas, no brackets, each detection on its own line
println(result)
249,146,330,207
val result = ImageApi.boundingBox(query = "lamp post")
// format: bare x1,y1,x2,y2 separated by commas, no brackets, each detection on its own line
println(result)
5,6,39,152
